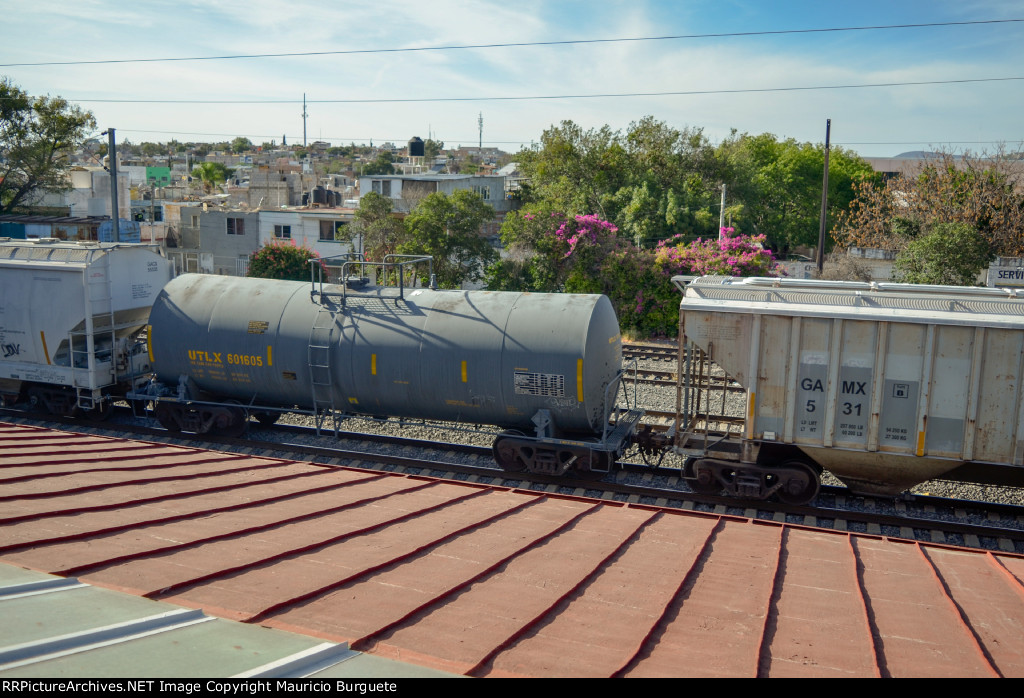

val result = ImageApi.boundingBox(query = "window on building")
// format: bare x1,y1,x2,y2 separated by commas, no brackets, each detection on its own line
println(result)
274,224,291,239
382,180,391,197
190,215,199,227
227,218,245,235
472,185,491,200
319,220,347,241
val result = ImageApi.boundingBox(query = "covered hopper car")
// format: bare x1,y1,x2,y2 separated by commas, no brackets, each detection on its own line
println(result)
141,268,643,475
672,275,1024,503
0,238,173,415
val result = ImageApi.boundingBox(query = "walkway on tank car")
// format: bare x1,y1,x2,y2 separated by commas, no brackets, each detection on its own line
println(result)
1,422,1023,678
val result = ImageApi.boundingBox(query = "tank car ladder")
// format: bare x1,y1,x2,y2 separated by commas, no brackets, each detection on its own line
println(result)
308,307,339,435
70,250,117,410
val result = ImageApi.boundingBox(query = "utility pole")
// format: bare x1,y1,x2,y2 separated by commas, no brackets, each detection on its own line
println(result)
816,119,831,274
718,184,727,239
478,112,483,149
102,128,120,242
302,94,308,147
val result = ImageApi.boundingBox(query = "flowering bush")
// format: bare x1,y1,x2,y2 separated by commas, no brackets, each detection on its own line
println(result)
248,239,328,281
654,233,781,277
487,209,783,336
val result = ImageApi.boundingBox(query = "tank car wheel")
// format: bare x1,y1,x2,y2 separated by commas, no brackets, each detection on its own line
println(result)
684,458,723,496
154,403,181,432
216,402,249,438
774,460,820,505
254,412,280,427
493,431,526,472
573,451,610,479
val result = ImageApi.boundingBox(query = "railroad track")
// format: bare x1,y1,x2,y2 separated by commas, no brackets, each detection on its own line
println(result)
6,408,1024,554
622,341,678,361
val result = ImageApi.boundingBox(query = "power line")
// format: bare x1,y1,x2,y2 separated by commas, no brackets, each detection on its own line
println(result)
3,19,1021,67
51,75,1024,105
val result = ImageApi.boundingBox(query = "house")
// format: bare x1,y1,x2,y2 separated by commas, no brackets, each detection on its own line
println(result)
168,206,261,275
257,207,359,278
356,173,514,239
166,205,357,279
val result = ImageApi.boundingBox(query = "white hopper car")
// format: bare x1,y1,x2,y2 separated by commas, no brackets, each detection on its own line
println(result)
0,238,173,415
673,276,1024,503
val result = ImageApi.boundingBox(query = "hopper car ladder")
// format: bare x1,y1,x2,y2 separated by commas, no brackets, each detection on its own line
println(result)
70,250,117,410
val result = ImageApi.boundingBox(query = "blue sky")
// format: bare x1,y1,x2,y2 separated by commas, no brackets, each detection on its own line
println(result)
3,0,1022,156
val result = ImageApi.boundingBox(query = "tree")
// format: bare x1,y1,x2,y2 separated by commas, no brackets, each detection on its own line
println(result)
891,222,991,286
361,151,395,175
0,78,96,214
515,120,629,220
401,190,497,288
140,141,163,157
248,240,326,281
351,192,408,260
423,139,444,161
231,137,253,154
191,161,234,193
834,150,1024,257
715,132,877,254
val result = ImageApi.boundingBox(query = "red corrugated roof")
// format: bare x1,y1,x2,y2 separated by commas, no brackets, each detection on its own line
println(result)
2,422,1023,678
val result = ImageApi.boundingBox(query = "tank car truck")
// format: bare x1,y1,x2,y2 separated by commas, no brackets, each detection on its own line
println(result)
670,275,1024,504
0,238,173,416
140,256,644,475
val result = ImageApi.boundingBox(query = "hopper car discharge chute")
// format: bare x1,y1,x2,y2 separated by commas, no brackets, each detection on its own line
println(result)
141,260,643,476
672,275,1024,504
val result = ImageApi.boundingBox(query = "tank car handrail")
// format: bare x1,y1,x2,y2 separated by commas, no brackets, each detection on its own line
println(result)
382,254,437,299
603,360,639,442
308,254,437,307
310,252,366,298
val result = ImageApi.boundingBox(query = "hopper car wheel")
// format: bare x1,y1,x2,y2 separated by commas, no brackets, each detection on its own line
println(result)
493,431,527,472
90,400,115,421
775,460,820,505
27,387,50,414
255,412,280,427
684,458,723,496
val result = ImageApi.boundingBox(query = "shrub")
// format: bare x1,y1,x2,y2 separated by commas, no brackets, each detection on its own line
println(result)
891,222,991,286
248,239,327,281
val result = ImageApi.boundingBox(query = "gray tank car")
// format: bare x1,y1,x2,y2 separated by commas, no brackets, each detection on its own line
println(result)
144,273,643,475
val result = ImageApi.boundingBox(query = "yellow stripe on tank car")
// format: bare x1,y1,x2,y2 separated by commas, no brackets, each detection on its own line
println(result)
461,360,467,383
266,345,273,367
41,332,51,365
916,431,925,456
371,354,377,375
577,359,584,403
145,326,152,364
